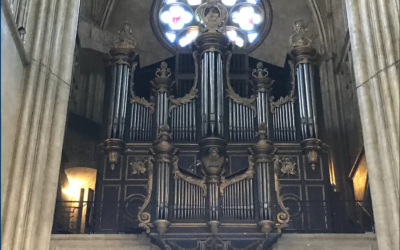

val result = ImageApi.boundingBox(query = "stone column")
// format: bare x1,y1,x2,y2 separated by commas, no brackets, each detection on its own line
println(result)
1,1,81,250
344,1,399,250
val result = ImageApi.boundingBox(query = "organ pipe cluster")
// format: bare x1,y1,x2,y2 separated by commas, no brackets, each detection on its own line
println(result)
289,19,323,170
150,125,178,234
102,22,138,169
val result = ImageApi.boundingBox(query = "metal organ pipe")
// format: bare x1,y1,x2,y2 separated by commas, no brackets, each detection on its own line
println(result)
200,51,225,138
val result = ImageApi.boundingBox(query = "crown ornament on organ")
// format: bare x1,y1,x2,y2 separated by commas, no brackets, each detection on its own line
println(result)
289,19,314,48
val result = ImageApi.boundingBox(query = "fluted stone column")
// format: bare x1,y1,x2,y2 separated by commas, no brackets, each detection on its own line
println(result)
344,1,399,250
1,1,81,250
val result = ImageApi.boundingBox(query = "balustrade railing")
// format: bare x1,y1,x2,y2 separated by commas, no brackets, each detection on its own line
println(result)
52,199,373,234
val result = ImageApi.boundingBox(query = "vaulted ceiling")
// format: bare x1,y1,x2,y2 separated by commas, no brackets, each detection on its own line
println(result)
78,0,325,67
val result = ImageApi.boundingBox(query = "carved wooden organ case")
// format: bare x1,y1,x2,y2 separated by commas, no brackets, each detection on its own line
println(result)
94,18,332,250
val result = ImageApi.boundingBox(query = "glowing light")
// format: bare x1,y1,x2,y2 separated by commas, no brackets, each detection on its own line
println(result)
165,0,177,3
246,0,257,3
187,0,202,5
227,30,237,41
248,33,258,43
63,180,83,201
160,5,193,30
222,0,237,6
179,28,199,47
231,6,262,30
166,32,176,42
226,29,244,47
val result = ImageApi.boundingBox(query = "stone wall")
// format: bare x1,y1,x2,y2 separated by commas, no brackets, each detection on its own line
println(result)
0,5,26,215
50,234,377,250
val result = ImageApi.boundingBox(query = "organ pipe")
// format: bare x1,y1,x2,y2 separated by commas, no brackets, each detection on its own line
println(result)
289,19,323,169
150,125,178,234
151,62,174,137
103,22,137,169
252,62,274,136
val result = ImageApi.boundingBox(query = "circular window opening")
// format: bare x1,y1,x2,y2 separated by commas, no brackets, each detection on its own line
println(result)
151,0,273,52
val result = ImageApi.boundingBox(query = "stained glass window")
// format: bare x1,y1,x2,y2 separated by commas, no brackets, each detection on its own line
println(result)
154,0,271,51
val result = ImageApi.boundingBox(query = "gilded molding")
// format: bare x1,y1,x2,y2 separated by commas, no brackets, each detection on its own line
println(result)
130,95,155,114
137,156,154,233
226,51,257,111
269,61,296,113
273,155,290,232
169,51,199,112
172,156,207,196
220,156,255,196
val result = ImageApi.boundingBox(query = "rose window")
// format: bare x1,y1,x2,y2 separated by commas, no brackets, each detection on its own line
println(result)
151,0,272,52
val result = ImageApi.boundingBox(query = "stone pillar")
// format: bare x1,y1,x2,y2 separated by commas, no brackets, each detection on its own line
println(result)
344,1,399,250
1,1,81,250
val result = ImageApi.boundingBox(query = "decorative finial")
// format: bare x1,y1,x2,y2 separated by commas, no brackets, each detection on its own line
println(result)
155,62,172,78
256,123,268,140
289,19,313,48
252,62,270,78
197,1,228,33
158,124,171,141
112,22,137,49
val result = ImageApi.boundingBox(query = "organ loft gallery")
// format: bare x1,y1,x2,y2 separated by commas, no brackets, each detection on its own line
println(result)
1,0,398,250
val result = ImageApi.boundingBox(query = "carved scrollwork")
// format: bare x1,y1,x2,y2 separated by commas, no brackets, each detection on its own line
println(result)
172,156,207,197
130,95,155,114
278,157,297,177
226,51,256,111
272,155,290,233
220,156,255,196
130,157,147,175
137,156,154,233
269,61,296,113
169,51,199,112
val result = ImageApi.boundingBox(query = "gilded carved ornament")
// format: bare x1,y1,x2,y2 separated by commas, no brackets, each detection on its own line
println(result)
226,51,257,111
137,156,154,233
219,155,255,196
109,22,138,65
273,155,290,232
197,0,228,34
130,157,147,175
269,60,296,113
252,62,275,93
151,61,175,93
172,156,207,197
169,51,199,112
289,19,313,48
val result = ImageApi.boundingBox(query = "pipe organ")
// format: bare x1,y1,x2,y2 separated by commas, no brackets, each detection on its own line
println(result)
94,11,333,250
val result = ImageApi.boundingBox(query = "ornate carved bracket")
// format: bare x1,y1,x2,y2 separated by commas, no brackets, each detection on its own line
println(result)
137,156,154,233
273,155,290,233
226,51,256,111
